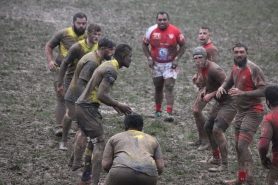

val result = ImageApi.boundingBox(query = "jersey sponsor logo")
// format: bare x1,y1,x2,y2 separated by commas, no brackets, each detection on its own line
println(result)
152,33,161,39
157,48,169,61
168,34,174,39
158,48,168,57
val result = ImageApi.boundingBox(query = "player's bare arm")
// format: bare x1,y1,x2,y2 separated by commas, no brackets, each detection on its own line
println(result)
155,158,164,175
172,41,186,69
57,47,78,88
102,158,113,173
258,137,271,169
97,77,132,115
142,42,154,69
45,42,57,71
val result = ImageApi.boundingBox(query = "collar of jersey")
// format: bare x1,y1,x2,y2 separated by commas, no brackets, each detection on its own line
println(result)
110,59,119,70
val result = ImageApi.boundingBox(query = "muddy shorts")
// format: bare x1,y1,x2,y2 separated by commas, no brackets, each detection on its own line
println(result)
153,62,178,79
234,110,263,138
65,100,76,120
265,166,278,185
75,104,103,139
205,98,237,132
104,166,158,185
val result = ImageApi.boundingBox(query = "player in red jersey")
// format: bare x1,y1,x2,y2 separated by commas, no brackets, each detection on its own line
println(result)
216,42,266,185
258,85,278,185
142,12,186,122
189,27,220,151
192,47,237,172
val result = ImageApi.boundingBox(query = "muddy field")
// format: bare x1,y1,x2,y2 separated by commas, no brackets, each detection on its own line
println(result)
0,0,278,184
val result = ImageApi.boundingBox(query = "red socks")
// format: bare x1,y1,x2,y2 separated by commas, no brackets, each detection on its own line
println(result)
155,104,161,112
156,105,173,113
212,150,220,159
238,171,246,182
167,106,172,113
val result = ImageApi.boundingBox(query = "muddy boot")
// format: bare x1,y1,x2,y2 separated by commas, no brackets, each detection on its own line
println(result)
68,154,74,167
197,139,210,151
208,163,228,172
200,156,221,165
59,141,68,151
188,140,202,146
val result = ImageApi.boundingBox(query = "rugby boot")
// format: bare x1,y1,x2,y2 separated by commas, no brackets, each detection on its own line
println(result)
200,156,221,165
208,164,228,172
69,129,76,135
59,141,68,151
77,178,90,185
54,127,63,137
197,139,210,151
164,112,174,122
188,139,202,146
149,111,162,118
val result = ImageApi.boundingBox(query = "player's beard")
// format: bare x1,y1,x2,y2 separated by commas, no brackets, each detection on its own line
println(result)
103,51,112,60
234,57,247,68
73,25,86,35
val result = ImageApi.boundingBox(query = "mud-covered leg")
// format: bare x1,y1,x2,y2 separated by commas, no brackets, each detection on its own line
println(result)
72,129,87,169
91,141,105,185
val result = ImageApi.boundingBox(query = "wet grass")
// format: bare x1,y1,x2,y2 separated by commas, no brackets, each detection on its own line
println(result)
0,0,277,184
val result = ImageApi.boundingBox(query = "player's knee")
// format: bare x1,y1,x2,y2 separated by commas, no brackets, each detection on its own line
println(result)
64,115,72,123
237,140,249,154
213,116,229,132
204,117,214,132
93,141,105,157
165,83,174,92
193,107,201,115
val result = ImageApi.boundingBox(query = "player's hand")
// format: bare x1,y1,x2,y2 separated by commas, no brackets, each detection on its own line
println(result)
117,102,132,115
148,57,154,69
57,86,64,96
49,60,57,72
200,88,206,99
228,87,244,97
172,59,178,69
192,74,198,84
113,106,124,116
216,86,226,98
203,93,213,102
261,157,271,169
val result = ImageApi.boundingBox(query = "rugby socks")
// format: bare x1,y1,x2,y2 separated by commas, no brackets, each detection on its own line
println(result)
166,106,172,113
212,150,220,159
238,171,246,182
155,104,162,112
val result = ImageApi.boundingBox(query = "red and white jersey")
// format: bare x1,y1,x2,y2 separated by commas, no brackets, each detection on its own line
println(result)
223,60,266,112
143,24,185,63
260,106,278,168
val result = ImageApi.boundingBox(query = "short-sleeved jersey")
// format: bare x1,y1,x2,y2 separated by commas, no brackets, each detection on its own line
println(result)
260,106,278,168
65,51,101,102
64,39,98,78
48,27,87,65
76,59,119,105
204,42,219,64
142,24,185,63
199,61,230,103
103,130,163,176
223,60,266,112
